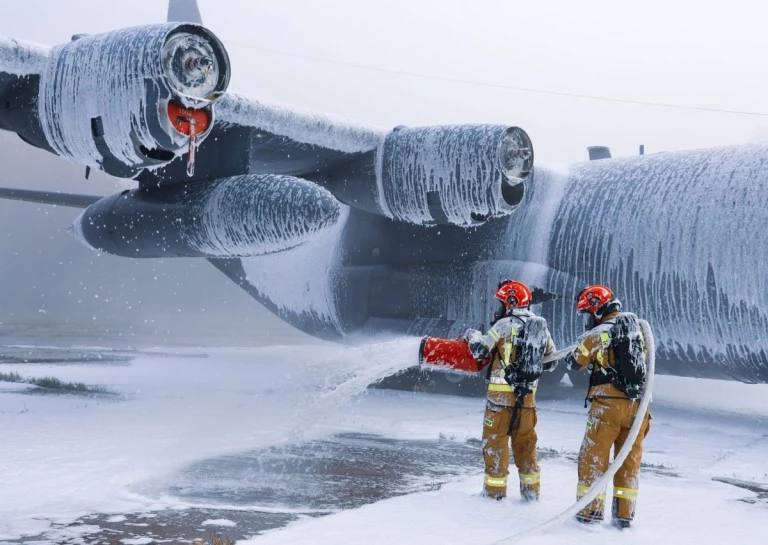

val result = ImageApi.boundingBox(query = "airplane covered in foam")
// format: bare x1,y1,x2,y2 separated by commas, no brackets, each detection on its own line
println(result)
1,0,766,389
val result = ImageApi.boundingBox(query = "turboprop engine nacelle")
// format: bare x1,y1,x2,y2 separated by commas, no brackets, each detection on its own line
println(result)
322,125,533,227
34,23,230,177
69,174,341,258
376,125,532,226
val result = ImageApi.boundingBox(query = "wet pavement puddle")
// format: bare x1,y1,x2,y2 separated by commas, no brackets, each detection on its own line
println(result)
5,433,484,544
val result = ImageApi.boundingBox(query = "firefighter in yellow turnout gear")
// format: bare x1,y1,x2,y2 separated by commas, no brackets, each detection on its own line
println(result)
466,280,556,502
567,285,651,529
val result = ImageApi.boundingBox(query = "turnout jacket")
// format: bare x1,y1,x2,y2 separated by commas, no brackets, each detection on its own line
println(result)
469,309,555,407
569,310,646,399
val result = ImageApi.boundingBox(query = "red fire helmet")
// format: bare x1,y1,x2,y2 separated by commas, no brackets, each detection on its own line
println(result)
575,285,614,315
496,280,532,309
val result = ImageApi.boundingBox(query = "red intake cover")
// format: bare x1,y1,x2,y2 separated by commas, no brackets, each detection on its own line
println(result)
168,102,211,136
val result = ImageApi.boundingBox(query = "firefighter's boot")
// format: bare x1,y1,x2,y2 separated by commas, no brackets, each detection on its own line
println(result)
575,510,603,525
519,471,540,502
612,518,632,530
611,497,632,529
520,483,539,502
483,488,506,501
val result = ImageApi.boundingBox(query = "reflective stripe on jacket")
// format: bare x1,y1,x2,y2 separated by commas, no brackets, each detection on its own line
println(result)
478,309,555,406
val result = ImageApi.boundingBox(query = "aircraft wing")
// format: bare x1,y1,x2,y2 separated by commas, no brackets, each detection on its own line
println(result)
138,92,388,185
0,187,99,208
0,27,365,257
0,25,533,261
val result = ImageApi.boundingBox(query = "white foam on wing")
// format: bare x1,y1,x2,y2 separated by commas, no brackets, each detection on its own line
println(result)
166,174,339,257
0,36,49,76
216,93,387,154
240,206,350,330
37,24,185,169
182,174,341,256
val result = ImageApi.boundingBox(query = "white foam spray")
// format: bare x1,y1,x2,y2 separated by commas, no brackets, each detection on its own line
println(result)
283,337,423,441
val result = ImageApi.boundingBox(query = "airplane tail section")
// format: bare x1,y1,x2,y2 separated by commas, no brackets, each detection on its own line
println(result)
167,0,203,24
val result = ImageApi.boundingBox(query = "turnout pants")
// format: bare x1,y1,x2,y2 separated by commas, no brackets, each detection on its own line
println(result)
482,398,540,500
577,395,651,522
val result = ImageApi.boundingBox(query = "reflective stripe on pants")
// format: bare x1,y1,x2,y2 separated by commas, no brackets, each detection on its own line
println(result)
577,396,651,521
482,399,539,499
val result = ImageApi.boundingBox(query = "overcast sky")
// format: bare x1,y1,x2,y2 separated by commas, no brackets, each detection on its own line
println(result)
2,0,767,165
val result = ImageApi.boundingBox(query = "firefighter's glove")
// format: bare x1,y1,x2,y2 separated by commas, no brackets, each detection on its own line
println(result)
542,358,559,373
464,328,481,340
456,328,474,342
564,354,578,371
466,329,489,360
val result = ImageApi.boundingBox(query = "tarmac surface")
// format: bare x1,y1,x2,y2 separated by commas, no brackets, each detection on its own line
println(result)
3,340,765,545
5,431,485,544
0,341,487,544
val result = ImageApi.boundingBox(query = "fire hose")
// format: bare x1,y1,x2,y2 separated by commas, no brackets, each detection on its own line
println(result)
491,319,655,544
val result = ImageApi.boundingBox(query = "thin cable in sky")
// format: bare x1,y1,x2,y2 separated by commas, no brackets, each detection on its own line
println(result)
225,40,768,117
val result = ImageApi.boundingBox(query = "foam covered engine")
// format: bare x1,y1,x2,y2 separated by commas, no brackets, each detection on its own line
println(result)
376,125,533,226
70,174,341,258
37,23,230,177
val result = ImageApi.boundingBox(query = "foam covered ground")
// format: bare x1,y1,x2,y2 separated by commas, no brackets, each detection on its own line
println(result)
0,338,765,544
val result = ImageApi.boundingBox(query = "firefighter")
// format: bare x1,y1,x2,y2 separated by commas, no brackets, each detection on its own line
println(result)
566,285,651,529
465,280,556,502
